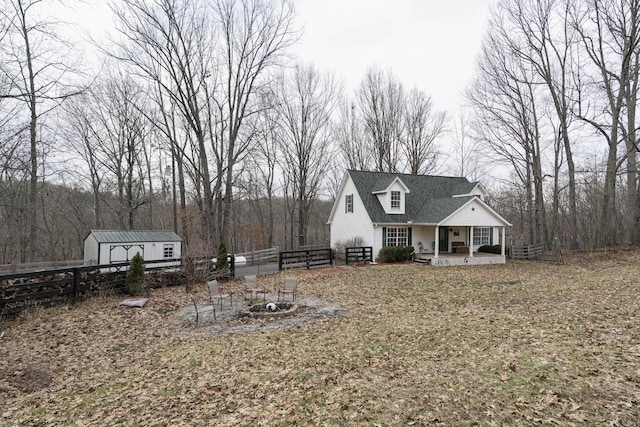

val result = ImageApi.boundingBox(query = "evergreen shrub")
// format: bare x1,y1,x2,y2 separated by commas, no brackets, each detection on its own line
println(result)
478,245,502,254
217,242,229,271
125,252,145,295
377,245,414,263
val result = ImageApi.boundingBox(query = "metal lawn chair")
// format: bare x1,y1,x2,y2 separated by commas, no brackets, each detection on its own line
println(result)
244,275,266,301
190,293,215,326
278,277,298,302
208,279,232,310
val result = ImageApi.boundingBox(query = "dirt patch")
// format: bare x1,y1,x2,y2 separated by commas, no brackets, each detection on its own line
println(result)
0,363,52,394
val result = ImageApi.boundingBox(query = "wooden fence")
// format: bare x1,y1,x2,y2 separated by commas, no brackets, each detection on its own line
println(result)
1,247,335,316
278,248,333,270
0,259,184,316
345,246,373,264
511,244,564,264
511,244,544,259
0,259,88,274
236,247,280,267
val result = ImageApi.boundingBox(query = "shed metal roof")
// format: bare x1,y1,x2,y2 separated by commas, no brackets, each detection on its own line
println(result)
88,230,182,243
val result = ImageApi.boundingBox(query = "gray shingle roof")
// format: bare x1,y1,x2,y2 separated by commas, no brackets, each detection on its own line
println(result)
348,170,478,224
89,230,182,243
371,176,398,193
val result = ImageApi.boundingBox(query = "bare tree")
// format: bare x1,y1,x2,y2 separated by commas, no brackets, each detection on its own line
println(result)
154,79,190,238
334,100,371,170
467,12,550,248
79,75,151,230
625,48,640,243
244,91,281,248
0,61,25,262
400,87,446,175
110,0,299,253
449,107,484,180
212,0,299,246
0,0,83,261
502,0,580,249
573,0,640,246
357,66,405,173
109,0,219,253
62,93,107,229
273,64,340,247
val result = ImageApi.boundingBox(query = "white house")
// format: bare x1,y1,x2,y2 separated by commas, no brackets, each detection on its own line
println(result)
83,230,182,269
327,170,512,266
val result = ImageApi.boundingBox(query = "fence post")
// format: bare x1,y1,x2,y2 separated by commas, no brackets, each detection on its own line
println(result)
305,251,310,269
278,253,283,271
73,268,80,305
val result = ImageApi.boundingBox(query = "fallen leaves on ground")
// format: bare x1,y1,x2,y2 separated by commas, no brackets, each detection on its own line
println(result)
1,252,639,426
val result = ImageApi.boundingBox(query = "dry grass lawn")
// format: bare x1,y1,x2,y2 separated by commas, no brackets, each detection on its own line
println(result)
1,250,640,426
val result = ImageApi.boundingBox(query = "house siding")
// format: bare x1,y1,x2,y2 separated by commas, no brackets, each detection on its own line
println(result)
412,227,437,253
330,176,375,249
444,199,506,227
373,226,383,256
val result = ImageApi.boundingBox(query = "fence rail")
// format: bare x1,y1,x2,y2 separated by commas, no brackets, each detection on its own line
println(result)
1,247,335,316
0,259,184,316
278,248,333,270
345,246,373,264
511,244,544,259
235,247,280,266
0,259,90,274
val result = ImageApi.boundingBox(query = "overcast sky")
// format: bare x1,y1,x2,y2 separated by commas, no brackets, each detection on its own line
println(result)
71,0,496,113
291,0,497,113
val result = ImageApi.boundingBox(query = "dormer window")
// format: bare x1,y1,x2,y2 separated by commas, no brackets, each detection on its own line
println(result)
371,176,409,214
391,191,401,209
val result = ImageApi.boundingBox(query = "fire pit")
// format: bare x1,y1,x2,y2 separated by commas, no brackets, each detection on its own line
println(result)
241,301,299,319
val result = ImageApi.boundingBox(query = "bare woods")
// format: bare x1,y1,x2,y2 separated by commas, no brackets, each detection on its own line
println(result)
1,0,639,263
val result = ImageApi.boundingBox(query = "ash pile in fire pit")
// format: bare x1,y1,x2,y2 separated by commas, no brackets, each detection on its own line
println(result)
249,302,293,312
241,301,299,319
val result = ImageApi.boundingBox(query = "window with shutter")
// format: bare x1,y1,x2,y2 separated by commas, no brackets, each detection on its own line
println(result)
345,194,353,213
385,227,409,246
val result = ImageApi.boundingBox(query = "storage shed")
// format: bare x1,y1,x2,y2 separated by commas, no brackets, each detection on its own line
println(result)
83,230,182,268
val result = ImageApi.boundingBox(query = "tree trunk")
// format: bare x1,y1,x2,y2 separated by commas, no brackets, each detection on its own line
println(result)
626,52,639,244
562,125,579,249
23,10,38,262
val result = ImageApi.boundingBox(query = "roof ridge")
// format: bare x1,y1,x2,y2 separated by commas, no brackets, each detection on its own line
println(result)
348,169,467,180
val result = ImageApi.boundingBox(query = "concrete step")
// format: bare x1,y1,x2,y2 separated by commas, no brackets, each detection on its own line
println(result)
413,256,431,265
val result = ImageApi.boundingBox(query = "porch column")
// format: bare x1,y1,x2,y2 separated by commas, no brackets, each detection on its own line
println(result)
501,226,506,256
434,226,439,259
469,227,474,257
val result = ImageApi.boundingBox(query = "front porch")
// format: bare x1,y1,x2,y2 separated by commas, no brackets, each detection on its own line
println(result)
414,252,506,266
409,224,507,265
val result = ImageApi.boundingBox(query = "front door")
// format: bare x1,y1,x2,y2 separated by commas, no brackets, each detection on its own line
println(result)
439,227,449,252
